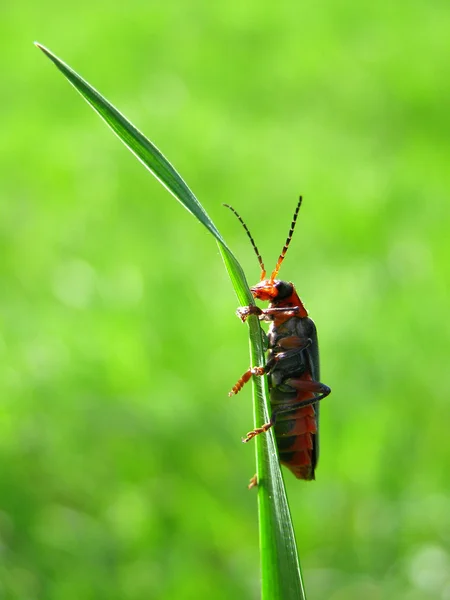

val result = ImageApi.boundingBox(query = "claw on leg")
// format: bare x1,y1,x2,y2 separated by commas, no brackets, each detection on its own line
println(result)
248,474,258,489
236,305,263,322
243,421,273,442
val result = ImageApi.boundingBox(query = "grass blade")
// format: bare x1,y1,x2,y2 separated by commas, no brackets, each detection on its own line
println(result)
35,42,306,599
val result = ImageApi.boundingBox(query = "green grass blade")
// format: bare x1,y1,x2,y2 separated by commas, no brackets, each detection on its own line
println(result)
34,42,222,245
35,42,306,599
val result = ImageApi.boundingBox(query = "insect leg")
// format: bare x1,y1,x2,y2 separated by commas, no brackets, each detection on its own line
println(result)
263,338,312,376
272,337,312,360
248,474,258,489
243,380,330,442
277,335,311,350
236,305,263,322
236,305,300,323
228,366,266,396
229,336,312,396
229,340,309,398
285,378,331,403
260,306,301,317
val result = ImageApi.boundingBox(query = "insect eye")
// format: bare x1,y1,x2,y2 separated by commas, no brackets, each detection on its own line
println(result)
275,281,293,300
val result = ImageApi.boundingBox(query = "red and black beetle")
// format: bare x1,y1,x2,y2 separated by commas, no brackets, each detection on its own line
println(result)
225,197,331,480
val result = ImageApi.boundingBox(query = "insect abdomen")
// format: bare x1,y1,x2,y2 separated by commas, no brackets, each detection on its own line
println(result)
273,381,318,479
268,317,320,480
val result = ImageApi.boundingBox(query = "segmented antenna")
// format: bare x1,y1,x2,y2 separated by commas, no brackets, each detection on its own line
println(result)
270,196,303,282
223,204,266,280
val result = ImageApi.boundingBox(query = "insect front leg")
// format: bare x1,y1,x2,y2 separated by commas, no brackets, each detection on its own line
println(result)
236,305,300,323
236,305,263,322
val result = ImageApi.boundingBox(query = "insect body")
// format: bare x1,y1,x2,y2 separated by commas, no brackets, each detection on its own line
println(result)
225,197,331,480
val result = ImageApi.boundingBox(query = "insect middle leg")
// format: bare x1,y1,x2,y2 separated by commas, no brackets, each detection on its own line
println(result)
228,366,266,396
228,337,312,396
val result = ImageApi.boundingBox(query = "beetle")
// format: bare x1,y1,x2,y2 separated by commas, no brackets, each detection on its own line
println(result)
225,197,331,480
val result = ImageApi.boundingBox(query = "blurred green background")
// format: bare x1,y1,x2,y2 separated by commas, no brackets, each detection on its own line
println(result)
1,2,450,599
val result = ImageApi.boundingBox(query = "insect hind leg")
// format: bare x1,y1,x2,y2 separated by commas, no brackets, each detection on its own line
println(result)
242,380,331,443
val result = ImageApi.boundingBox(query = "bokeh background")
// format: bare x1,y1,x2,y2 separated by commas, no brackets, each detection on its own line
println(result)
1,2,450,599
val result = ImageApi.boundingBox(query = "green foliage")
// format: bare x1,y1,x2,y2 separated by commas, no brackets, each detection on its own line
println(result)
1,3,450,600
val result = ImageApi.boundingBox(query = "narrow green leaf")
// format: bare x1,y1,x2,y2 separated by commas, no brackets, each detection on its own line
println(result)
35,42,306,599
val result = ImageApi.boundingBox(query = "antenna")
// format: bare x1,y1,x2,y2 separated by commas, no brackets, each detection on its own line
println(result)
270,196,303,282
223,204,266,280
